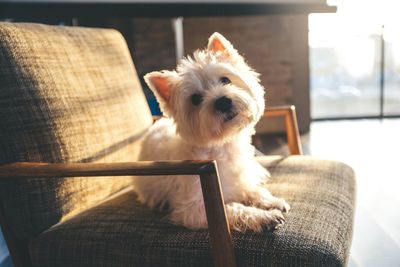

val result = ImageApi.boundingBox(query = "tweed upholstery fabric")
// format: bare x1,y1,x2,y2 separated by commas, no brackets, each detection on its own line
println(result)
0,22,153,239
29,156,356,267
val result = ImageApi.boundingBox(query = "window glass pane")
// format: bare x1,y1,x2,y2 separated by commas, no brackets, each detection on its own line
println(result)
309,10,381,119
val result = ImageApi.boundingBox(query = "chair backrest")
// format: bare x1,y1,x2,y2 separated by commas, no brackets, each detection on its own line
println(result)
0,22,153,243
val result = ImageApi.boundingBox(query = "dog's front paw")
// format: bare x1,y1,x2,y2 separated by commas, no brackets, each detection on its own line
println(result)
267,198,291,213
255,193,291,213
250,188,290,213
226,203,285,232
259,209,286,231
236,208,285,232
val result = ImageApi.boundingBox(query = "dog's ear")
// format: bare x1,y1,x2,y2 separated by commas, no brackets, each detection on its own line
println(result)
144,71,178,115
207,32,238,59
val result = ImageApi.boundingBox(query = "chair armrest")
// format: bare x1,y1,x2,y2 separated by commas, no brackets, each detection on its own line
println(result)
0,160,236,267
263,105,303,155
0,160,216,178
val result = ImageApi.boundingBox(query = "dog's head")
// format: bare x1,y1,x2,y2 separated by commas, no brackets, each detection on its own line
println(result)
145,32,265,147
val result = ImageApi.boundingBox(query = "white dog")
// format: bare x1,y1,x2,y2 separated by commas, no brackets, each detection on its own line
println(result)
134,32,289,232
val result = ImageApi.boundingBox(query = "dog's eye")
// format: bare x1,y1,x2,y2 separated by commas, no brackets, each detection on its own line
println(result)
191,94,203,106
220,77,231,85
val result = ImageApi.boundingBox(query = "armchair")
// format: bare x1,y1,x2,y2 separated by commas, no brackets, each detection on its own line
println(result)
0,22,355,267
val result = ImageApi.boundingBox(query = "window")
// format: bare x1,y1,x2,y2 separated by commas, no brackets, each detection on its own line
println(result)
309,0,400,119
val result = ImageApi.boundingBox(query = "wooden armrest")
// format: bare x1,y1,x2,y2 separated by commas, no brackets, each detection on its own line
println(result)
0,160,236,267
0,160,216,178
263,105,303,155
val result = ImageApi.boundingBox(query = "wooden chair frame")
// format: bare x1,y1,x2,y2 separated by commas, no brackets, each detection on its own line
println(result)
0,105,302,267
262,105,303,155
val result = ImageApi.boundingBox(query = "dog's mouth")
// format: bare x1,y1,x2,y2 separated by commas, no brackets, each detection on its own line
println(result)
224,112,238,122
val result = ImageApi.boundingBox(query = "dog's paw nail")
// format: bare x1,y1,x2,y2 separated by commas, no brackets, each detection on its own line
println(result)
266,209,286,230
279,200,291,213
285,204,291,213
283,206,289,213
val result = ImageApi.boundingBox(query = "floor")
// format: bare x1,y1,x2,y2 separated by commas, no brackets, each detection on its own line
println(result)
256,118,400,267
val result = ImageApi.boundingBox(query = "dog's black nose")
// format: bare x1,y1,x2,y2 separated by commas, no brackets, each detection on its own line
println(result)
214,96,232,113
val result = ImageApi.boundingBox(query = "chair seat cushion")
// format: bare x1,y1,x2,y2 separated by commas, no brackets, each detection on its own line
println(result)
29,156,356,267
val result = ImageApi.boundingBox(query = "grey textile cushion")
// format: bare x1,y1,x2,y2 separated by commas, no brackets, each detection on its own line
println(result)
29,156,356,267
0,22,153,239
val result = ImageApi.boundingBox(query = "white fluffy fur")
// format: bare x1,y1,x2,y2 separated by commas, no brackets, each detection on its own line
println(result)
133,32,289,232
